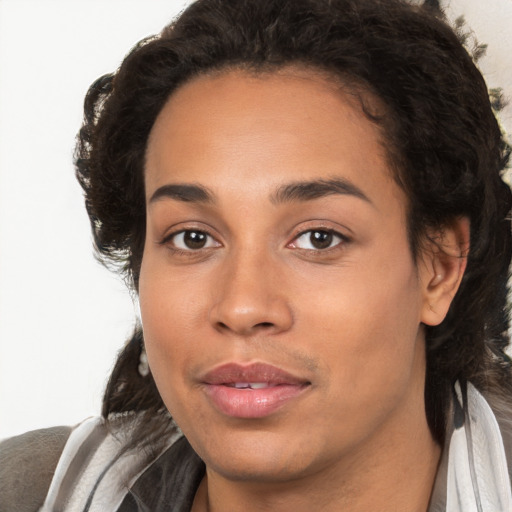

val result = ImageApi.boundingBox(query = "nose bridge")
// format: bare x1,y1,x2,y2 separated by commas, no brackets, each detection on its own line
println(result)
209,243,292,335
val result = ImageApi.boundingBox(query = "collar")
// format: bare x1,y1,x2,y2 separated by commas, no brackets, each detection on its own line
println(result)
429,381,512,511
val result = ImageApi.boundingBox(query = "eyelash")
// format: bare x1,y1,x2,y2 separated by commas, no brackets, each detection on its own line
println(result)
160,227,349,255
160,229,221,255
288,229,349,252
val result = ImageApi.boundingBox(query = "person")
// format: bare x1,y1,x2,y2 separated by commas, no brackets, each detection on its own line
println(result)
1,0,511,510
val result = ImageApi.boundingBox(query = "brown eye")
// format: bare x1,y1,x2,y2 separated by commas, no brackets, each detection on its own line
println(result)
183,231,207,249
169,230,219,250
310,231,333,249
291,229,345,250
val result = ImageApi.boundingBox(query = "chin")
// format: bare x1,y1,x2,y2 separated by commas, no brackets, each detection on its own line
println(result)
206,455,313,483
188,426,330,483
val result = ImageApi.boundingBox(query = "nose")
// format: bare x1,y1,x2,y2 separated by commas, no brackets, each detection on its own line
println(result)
209,251,293,337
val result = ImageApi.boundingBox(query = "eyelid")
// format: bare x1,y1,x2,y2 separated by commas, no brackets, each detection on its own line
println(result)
287,223,352,252
290,230,345,249
157,221,350,254
159,225,222,251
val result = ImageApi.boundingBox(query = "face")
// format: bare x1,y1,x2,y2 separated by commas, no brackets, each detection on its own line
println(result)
140,69,435,483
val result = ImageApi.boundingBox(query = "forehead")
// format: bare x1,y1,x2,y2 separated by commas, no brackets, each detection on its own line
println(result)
145,68,404,212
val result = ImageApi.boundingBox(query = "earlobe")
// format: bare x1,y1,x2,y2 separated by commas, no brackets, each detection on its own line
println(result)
420,217,470,326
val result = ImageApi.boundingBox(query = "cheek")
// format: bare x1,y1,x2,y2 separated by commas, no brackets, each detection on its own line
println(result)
300,251,424,405
139,246,206,334
138,254,202,403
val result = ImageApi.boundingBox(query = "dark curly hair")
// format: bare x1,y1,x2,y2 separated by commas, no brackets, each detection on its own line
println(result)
75,0,512,447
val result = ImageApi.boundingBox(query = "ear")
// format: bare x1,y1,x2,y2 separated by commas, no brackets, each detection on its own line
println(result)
420,217,470,326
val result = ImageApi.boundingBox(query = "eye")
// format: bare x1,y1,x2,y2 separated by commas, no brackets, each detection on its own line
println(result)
166,230,220,250
290,229,346,250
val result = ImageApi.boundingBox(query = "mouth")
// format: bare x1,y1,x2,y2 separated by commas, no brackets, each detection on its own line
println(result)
201,362,311,419
225,382,280,389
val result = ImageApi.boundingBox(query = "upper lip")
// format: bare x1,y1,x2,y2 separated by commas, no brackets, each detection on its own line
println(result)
201,362,310,386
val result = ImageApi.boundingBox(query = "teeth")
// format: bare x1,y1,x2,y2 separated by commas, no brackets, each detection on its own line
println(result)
249,382,270,389
231,382,270,389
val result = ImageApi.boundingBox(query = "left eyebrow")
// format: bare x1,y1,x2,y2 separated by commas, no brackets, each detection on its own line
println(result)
270,178,373,205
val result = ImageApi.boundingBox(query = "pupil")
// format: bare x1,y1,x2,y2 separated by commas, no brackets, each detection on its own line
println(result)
184,231,207,249
310,231,332,249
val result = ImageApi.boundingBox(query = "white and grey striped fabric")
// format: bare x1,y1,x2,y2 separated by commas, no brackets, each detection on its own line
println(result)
39,417,184,512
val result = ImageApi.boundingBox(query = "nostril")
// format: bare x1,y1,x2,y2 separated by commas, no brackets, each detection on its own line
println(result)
255,322,274,329
215,320,275,333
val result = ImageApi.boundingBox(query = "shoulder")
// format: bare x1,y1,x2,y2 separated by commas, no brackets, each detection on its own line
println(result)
0,425,72,512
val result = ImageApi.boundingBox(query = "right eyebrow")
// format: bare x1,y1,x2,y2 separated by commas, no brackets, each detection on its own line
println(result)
149,184,215,204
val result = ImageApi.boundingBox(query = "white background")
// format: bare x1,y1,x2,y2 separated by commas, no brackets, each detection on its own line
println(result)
0,0,511,440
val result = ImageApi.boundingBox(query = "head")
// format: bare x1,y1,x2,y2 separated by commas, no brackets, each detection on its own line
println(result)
77,0,511,455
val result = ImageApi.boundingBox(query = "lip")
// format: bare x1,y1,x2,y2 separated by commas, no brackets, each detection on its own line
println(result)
201,362,310,419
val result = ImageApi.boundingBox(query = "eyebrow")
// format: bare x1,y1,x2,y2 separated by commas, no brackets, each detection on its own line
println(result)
271,178,372,205
149,184,215,204
148,177,372,206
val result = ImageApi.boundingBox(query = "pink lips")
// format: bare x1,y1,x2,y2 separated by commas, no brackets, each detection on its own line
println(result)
201,362,310,418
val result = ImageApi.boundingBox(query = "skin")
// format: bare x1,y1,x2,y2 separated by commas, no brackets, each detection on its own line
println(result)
139,68,468,512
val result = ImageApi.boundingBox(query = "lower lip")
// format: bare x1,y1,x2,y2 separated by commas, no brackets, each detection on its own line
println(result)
204,384,308,418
